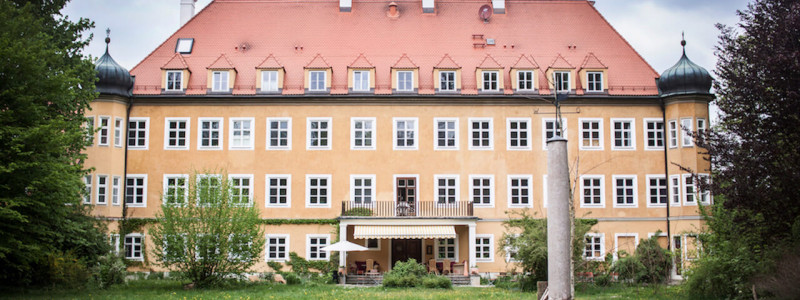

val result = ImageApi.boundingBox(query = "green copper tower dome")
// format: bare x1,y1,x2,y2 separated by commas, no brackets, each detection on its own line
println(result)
658,38,712,97
95,29,133,97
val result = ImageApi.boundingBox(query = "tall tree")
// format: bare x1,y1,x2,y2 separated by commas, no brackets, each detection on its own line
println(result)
0,0,108,285
688,0,800,298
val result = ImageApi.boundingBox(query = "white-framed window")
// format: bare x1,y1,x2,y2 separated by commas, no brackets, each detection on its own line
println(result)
261,70,279,92
554,71,570,92
542,118,567,150
164,118,189,150
114,117,123,147
111,176,121,206
166,70,182,91
681,118,694,147
83,174,92,204
96,175,108,205
697,118,707,140
125,174,147,207
698,174,711,205
306,234,330,261
434,118,458,150
517,70,534,91
198,118,222,150
504,234,520,263
266,234,289,262
307,118,331,150
229,118,254,150
481,71,499,91
584,233,604,261
475,234,494,262
306,174,331,208
434,175,459,205
351,118,375,150
646,175,667,207
469,118,492,150
196,174,222,205
351,175,375,204
586,72,603,92
580,175,604,208
98,116,110,146
615,233,639,259
393,118,418,150
265,174,291,207
161,234,188,263
85,116,94,145
469,175,494,207
508,175,533,208
309,70,326,91
670,175,681,206
507,118,531,150
439,71,456,91
397,71,413,92
196,234,221,261
579,118,603,150
436,237,457,260
353,70,370,92
124,233,144,261
128,118,149,149
228,234,252,262
211,70,229,92
230,174,253,206
668,120,678,148
109,234,120,255
163,174,188,205
266,118,291,150
613,175,637,207
683,174,696,205
611,119,635,150
644,119,665,150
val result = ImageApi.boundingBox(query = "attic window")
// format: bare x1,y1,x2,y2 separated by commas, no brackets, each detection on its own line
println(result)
175,38,194,54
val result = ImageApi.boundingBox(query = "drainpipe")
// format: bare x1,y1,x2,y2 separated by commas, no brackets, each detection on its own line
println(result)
121,93,134,227
660,98,671,250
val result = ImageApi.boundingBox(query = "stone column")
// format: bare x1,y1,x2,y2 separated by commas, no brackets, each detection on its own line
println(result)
339,223,347,268
546,137,572,300
468,223,476,271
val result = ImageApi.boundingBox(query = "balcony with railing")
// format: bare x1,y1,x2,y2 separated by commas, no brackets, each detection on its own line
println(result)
340,201,474,218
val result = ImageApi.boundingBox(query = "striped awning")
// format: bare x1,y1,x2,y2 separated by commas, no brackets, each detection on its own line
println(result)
353,225,456,239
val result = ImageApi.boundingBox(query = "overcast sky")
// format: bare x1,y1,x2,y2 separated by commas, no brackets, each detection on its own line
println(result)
62,0,749,77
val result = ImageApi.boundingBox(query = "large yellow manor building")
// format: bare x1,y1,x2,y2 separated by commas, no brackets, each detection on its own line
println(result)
86,0,712,277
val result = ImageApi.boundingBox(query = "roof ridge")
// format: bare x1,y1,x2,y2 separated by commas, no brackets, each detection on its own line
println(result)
548,53,574,69
434,53,461,69
511,54,539,69
256,53,284,69
477,54,503,69
580,52,607,69
392,53,418,69
305,53,331,68
348,53,375,68
160,53,190,69
207,53,236,69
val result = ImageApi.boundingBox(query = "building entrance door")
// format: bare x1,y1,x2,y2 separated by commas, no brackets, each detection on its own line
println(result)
396,177,416,216
391,239,422,268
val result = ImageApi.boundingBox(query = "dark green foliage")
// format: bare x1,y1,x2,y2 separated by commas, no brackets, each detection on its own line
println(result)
593,273,611,287
267,261,284,272
611,256,645,283
283,273,302,285
146,272,165,280
286,252,335,277
88,253,126,289
149,172,265,287
634,234,671,284
382,258,427,287
0,0,110,286
691,0,800,298
43,251,91,288
422,275,452,289
492,275,518,290
342,207,373,216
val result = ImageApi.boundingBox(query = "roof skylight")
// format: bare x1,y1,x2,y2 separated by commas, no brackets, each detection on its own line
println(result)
175,38,194,54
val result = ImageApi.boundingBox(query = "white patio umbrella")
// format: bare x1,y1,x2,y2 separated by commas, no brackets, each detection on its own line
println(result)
321,240,369,282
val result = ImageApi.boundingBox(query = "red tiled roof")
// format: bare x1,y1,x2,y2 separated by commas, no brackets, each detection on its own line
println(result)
132,0,659,96
477,54,503,69
511,55,539,69
581,52,607,69
348,53,375,69
207,53,235,69
548,54,574,69
392,54,418,69
256,54,283,69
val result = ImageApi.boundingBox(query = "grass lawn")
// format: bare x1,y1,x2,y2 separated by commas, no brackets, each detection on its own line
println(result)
0,280,689,300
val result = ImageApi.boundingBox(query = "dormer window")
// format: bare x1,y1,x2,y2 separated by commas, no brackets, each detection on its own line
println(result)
353,70,370,91
309,71,326,91
554,71,570,92
440,71,456,91
587,72,603,92
261,70,279,92
166,71,183,91
517,70,534,91
212,71,229,92
482,71,499,91
397,71,413,92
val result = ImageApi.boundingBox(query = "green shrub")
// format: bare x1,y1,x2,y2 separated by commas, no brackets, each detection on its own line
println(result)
612,256,645,283
284,272,302,285
343,207,373,216
45,251,90,288
267,261,284,272
146,272,165,280
422,275,452,289
593,273,611,286
259,272,275,282
634,233,671,284
382,259,427,287
492,276,518,290
89,253,126,289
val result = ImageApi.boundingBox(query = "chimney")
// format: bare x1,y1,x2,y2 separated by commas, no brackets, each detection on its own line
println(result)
492,0,505,14
422,0,434,13
387,2,399,17
180,0,198,26
340,0,352,12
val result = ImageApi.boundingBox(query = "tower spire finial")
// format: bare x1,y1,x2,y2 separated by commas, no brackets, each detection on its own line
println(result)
104,28,111,54
681,31,686,55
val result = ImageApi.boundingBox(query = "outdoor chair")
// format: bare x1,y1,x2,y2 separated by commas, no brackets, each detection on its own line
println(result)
428,259,439,274
442,259,452,275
